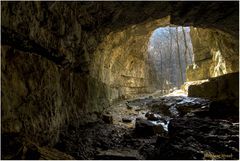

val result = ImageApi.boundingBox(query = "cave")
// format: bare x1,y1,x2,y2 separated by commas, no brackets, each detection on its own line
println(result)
148,26,194,94
1,1,239,160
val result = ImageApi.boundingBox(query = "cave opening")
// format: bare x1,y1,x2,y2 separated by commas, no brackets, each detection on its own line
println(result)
147,26,194,95
1,1,239,160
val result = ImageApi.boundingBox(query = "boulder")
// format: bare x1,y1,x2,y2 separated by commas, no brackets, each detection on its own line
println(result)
176,104,207,117
135,118,165,136
148,102,172,116
188,72,239,101
188,80,218,98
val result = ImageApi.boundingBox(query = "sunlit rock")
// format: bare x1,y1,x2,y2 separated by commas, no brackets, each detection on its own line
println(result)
135,118,166,136
188,72,239,102
187,28,239,81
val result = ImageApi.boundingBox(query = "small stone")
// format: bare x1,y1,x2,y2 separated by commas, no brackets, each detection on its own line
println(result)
122,117,133,123
102,114,113,124
135,108,142,112
126,103,133,109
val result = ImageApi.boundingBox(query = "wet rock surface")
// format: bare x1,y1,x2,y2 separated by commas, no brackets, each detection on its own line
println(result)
54,120,163,160
154,117,239,160
145,111,161,121
135,118,166,136
51,94,239,160
3,92,238,160
2,93,238,160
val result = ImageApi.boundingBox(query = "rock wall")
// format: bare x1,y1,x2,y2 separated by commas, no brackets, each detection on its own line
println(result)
1,1,169,145
170,2,239,38
90,16,170,102
1,2,110,146
1,44,110,145
186,28,239,81
188,72,239,107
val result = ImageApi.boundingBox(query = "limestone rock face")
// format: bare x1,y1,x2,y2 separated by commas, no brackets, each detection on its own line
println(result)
187,28,239,81
1,2,110,145
90,16,170,102
188,72,239,103
170,2,239,38
187,27,239,102
1,45,109,145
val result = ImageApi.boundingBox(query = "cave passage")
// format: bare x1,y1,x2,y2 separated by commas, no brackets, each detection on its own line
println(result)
148,26,194,95
1,1,239,160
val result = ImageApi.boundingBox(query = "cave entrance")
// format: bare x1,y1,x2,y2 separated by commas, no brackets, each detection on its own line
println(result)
148,26,194,95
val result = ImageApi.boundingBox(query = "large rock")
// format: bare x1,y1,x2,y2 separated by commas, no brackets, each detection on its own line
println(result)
147,102,172,117
188,80,218,98
188,72,239,102
175,98,209,117
135,118,165,136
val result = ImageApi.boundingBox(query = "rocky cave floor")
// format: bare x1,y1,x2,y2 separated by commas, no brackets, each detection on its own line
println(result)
2,91,239,160
54,91,239,160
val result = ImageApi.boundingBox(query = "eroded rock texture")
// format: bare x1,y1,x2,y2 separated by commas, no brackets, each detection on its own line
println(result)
154,117,239,160
1,1,239,149
90,16,170,101
188,72,239,105
187,28,239,81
